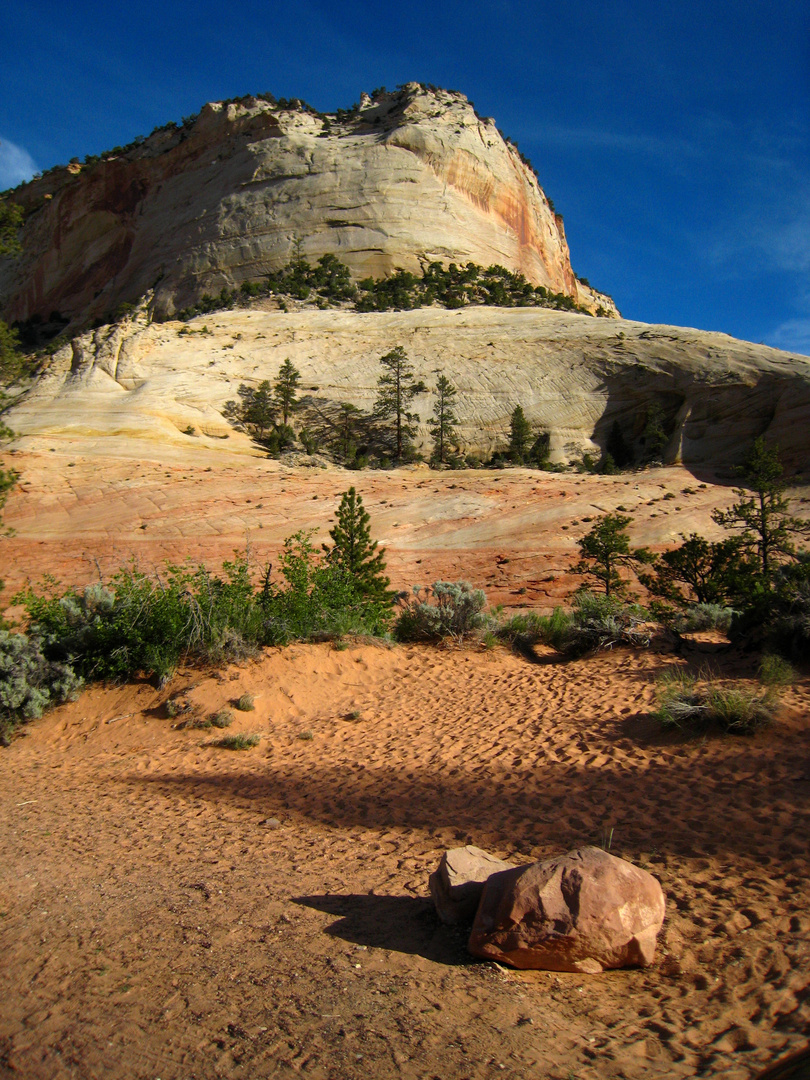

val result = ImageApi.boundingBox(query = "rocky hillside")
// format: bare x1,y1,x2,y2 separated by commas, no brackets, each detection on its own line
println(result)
7,305,810,470
0,84,615,331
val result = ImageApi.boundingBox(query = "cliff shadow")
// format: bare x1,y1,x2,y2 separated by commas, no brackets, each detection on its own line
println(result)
588,364,810,483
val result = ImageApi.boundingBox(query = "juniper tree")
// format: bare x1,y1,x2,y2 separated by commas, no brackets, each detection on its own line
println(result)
429,373,458,465
274,359,301,426
373,347,426,461
325,487,391,602
569,513,652,597
639,533,748,607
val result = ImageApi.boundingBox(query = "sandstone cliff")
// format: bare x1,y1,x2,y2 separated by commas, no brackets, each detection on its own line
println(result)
0,85,615,331
7,306,809,471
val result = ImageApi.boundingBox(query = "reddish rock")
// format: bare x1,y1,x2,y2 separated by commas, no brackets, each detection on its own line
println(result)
429,846,516,925
468,846,665,973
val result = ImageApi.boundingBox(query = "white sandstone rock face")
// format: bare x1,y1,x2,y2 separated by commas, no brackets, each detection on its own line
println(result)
6,306,810,471
0,85,616,329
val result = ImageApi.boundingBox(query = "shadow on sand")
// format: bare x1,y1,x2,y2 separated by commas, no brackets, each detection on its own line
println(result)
292,893,471,964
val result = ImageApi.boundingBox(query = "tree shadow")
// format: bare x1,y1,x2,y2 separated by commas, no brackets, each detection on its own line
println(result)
124,721,810,864
292,893,471,965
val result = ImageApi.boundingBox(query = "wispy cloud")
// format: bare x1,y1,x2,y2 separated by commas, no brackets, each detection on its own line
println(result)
0,137,38,190
707,187,810,276
527,123,700,163
766,317,810,357
768,209,810,274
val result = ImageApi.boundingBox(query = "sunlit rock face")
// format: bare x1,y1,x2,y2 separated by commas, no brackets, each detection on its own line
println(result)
7,306,809,471
0,84,616,330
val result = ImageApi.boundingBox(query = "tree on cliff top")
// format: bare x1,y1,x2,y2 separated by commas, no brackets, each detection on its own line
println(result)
0,201,23,258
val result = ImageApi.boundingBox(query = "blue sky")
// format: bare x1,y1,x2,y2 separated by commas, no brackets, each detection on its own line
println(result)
1,0,808,354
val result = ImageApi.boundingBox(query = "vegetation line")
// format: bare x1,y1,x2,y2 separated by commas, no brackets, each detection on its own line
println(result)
1,439,807,746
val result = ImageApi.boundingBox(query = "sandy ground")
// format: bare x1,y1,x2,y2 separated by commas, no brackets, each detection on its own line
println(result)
2,449,810,1078
1,639,809,1080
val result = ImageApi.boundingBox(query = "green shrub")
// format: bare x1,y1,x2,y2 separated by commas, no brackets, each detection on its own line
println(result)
208,709,233,728
262,530,393,646
18,560,263,684
653,669,776,735
759,654,795,687
564,592,651,656
16,528,393,692
235,693,255,711
394,582,488,642
8,497,397,737
213,733,260,750
497,594,652,658
0,630,83,743
675,603,735,632
497,608,573,652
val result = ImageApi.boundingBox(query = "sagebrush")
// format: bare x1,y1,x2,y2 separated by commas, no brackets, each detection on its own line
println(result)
395,582,488,641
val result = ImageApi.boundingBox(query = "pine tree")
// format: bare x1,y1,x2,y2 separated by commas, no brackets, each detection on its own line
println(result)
224,382,275,442
569,513,652,597
712,438,810,583
606,419,633,469
509,405,532,463
336,403,362,463
642,402,668,462
325,487,391,601
274,359,301,425
373,347,426,461
429,372,458,465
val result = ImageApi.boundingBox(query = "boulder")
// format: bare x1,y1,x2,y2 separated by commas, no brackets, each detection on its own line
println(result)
429,845,516,925
468,846,666,972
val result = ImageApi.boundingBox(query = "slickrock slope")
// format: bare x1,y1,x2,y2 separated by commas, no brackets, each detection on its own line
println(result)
6,306,810,468
0,85,615,329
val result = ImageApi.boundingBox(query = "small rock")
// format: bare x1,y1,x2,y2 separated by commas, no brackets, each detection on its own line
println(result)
468,846,666,972
429,845,516,925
